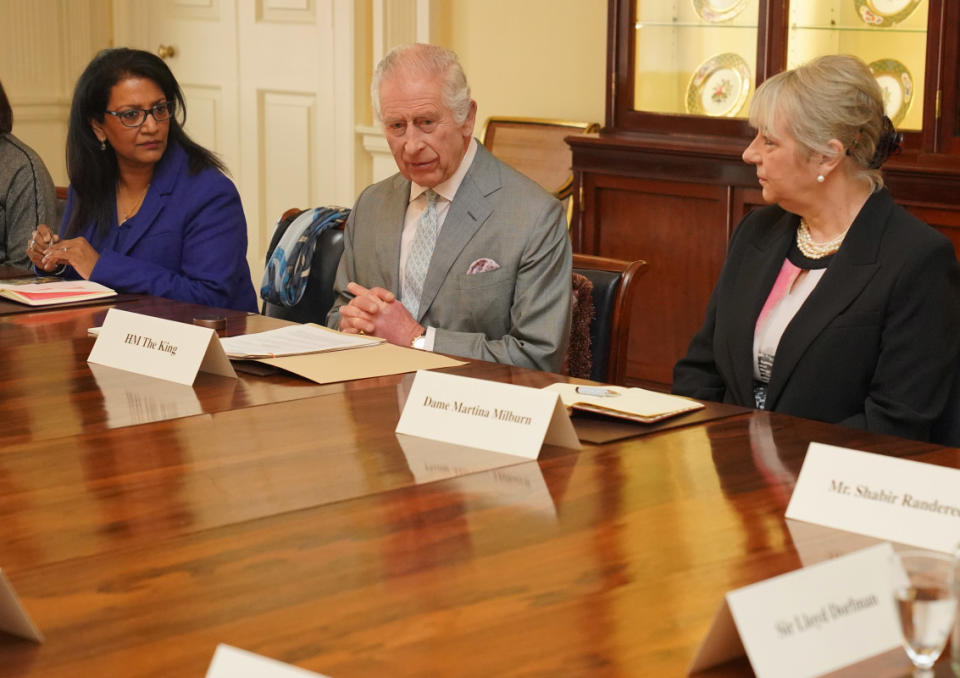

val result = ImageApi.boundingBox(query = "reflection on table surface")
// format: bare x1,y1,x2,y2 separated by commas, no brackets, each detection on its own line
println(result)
0,296,955,677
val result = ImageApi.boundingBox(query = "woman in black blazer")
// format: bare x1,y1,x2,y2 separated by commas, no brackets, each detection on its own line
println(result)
673,54,960,442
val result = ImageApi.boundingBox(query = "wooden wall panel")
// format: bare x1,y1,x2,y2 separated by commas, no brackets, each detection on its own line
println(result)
583,175,729,385
885,167,960,257
899,204,960,256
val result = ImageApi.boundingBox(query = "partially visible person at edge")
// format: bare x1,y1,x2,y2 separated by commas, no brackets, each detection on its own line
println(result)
328,43,572,372
0,78,56,268
25,48,257,311
672,54,960,442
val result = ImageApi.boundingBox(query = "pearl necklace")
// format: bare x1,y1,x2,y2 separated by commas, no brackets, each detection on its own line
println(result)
796,219,848,259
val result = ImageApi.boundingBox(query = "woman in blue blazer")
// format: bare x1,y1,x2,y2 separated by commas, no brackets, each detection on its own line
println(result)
673,55,960,442
25,48,257,312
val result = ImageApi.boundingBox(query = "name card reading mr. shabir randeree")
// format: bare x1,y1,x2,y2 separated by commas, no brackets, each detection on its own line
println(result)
395,370,581,459
786,442,960,554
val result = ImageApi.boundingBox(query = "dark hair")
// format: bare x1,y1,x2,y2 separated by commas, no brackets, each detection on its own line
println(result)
65,48,225,238
869,115,903,169
0,79,12,134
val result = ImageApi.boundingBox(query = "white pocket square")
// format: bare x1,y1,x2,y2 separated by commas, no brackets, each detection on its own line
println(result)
466,258,500,275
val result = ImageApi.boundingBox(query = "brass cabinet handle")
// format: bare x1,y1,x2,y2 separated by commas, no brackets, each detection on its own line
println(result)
157,45,176,60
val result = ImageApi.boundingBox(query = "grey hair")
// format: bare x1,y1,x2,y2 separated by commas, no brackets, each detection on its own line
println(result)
371,43,472,124
749,54,887,191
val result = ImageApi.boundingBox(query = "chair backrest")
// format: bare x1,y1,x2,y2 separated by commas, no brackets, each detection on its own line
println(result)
480,117,600,200
572,253,647,384
261,207,346,324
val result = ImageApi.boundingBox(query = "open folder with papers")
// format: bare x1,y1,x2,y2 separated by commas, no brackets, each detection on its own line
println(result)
218,323,382,359
0,279,116,306
544,383,704,424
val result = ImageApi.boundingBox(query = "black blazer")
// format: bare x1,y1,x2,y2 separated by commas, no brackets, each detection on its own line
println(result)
673,189,960,442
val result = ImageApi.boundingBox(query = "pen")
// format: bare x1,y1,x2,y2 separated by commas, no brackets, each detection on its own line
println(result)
576,385,620,397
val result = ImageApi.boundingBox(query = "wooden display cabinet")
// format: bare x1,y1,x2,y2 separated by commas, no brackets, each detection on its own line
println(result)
570,0,960,387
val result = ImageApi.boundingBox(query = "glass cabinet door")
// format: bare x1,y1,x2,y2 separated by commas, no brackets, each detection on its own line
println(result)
786,0,928,130
634,0,760,118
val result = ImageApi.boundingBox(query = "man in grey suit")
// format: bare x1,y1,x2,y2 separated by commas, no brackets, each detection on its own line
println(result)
328,43,571,372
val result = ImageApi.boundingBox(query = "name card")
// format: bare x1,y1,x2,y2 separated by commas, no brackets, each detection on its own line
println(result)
395,371,581,458
0,569,43,642
206,644,330,678
786,442,960,554
88,308,236,386
690,543,900,678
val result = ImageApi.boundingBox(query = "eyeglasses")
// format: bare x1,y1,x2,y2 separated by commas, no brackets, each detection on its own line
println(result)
104,101,175,128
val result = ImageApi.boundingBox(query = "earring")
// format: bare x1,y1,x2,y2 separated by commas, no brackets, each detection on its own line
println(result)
100,140,106,151
816,174,825,183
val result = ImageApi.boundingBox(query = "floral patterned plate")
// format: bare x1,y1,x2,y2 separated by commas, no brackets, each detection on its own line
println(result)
869,58,914,126
686,53,752,117
692,0,748,22
854,0,923,27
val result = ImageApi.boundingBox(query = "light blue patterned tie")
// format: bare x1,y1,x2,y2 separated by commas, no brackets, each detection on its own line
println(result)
402,189,440,318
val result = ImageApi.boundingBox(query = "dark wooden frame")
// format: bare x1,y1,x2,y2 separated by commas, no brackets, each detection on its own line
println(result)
607,0,951,155
572,253,647,385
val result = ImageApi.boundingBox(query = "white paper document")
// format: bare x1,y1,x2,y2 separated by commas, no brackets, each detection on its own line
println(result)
206,644,331,678
0,278,115,306
690,543,902,678
786,442,960,554
219,323,382,359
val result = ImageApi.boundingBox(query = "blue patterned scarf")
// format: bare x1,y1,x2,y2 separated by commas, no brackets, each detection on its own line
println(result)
260,206,350,307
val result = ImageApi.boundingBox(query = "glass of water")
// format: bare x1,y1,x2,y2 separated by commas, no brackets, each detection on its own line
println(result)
892,550,957,677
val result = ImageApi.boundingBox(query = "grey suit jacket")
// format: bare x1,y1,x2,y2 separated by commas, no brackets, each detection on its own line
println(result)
327,143,572,372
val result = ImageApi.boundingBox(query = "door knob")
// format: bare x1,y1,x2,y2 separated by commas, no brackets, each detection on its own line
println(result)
157,44,176,60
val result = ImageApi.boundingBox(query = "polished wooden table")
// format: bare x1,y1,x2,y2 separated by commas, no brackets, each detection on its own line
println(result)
0,297,954,677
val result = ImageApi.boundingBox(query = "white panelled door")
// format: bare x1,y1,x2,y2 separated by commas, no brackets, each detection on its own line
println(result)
121,0,356,286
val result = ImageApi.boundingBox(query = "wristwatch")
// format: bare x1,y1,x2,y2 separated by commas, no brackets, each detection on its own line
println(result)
411,334,426,350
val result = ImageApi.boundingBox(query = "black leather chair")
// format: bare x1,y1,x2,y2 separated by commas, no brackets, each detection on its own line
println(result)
571,254,647,384
261,207,347,324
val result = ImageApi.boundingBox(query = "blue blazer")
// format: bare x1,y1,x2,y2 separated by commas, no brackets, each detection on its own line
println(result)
59,143,257,312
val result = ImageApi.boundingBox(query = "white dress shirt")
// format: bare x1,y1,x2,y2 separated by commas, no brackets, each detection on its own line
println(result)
399,137,478,350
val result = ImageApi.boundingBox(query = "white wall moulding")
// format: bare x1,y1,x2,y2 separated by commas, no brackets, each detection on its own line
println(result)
180,85,223,156
258,0,315,23
356,124,395,184
6,100,71,122
168,0,219,20
371,0,430,65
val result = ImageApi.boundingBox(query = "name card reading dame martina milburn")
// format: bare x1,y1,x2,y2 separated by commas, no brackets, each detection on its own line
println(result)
395,371,581,458
88,308,236,385
786,442,960,554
